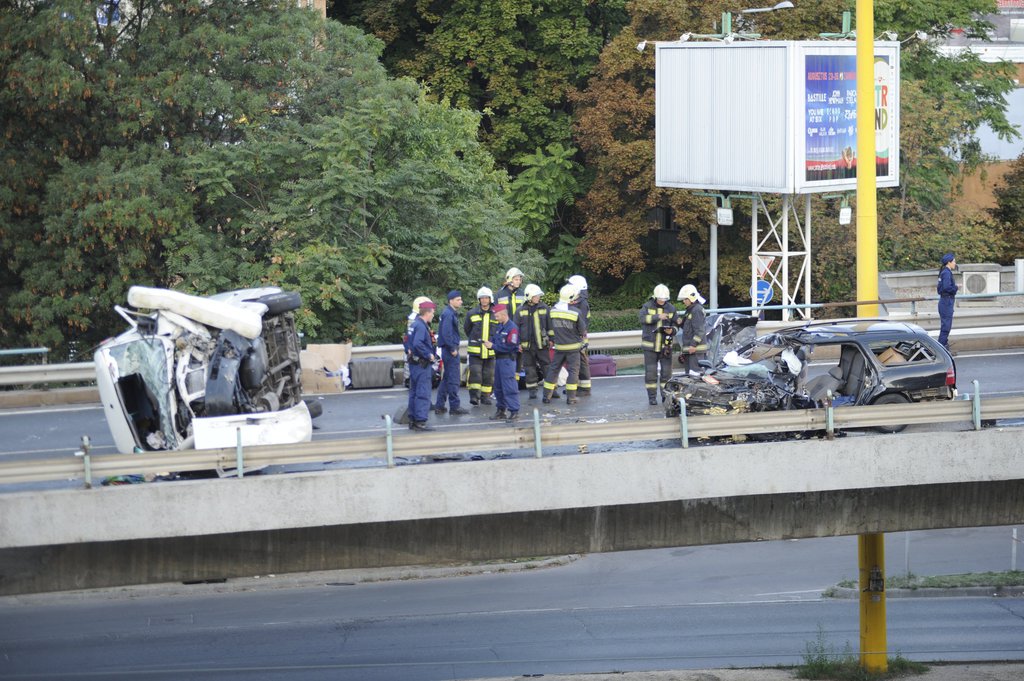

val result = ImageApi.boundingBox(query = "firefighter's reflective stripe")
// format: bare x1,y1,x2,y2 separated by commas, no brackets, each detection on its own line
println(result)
466,312,493,359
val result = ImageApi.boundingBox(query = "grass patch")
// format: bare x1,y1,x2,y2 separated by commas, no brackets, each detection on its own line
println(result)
835,570,1024,590
796,627,927,680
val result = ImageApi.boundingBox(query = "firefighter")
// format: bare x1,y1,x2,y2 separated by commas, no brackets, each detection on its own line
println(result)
677,284,708,376
567,274,592,395
496,267,527,380
464,287,496,405
640,284,678,405
517,283,550,400
487,303,521,422
543,284,585,405
433,290,469,415
406,300,437,431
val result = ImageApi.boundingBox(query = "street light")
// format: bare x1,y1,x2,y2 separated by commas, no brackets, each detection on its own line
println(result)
740,1,794,14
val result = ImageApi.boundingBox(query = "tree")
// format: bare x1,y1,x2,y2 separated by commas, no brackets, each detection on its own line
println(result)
991,153,1024,262
1,2,536,353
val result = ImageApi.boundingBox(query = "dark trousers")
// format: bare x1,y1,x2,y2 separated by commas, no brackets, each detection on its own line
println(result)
643,350,672,398
521,346,550,390
544,349,581,397
408,363,433,423
938,296,955,348
467,355,494,400
434,350,461,410
577,349,591,391
494,357,520,413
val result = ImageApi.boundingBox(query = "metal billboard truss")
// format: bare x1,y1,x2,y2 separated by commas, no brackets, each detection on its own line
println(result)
751,193,812,322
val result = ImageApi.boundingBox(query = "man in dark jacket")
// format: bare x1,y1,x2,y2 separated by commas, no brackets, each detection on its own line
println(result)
640,284,677,405
567,275,592,395
464,287,496,406
487,304,521,422
434,290,469,415
937,252,958,349
677,284,707,376
543,284,585,405
407,300,437,431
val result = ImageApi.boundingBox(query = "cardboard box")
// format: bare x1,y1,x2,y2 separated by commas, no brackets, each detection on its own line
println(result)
300,343,353,394
877,347,907,365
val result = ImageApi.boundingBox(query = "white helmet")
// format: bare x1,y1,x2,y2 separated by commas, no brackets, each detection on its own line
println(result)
677,284,706,304
559,284,579,303
476,286,493,301
653,284,670,301
505,267,524,282
567,274,588,291
411,295,431,312
524,283,543,299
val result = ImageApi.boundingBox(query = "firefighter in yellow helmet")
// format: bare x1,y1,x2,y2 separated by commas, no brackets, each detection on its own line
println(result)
543,284,585,405
640,284,678,405
464,286,496,405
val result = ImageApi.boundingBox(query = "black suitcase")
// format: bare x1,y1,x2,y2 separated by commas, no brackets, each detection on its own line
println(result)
349,357,395,389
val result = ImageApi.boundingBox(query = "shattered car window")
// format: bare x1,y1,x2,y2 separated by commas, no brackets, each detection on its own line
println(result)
106,338,181,450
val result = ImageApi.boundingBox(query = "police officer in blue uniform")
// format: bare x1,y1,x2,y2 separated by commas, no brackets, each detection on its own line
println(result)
487,303,521,422
937,252,958,349
434,290,469,415
407,300,437,431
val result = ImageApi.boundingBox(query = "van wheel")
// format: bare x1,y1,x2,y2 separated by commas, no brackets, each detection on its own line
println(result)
252,291,302,316
872,393,909,434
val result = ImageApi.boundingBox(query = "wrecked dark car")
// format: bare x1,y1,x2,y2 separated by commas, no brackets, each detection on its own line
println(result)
664,318,957,433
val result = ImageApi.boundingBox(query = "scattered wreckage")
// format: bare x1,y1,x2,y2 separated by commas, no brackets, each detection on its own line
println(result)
663,315,957,433
95,286,321,455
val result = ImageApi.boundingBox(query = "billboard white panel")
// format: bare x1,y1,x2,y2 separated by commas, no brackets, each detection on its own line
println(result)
655,41,900,194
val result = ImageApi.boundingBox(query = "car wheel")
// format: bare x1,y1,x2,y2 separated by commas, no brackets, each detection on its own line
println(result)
872,393,909,434
304,399,323,419
251,290,302,316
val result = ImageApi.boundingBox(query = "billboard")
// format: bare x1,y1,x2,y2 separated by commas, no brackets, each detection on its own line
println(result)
654,41,900,194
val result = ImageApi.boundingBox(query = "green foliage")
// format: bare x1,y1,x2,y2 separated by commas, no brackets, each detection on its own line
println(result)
509,143,579,243
991,153,1024,262
543,232,584,291
1,3,537,352
798,626,927,680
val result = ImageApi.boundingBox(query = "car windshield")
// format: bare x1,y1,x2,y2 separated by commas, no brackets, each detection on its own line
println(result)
107,337,180,449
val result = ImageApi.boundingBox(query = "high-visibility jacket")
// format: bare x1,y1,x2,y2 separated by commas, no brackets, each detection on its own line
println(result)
464,304,496,359
547,303,585,351
639,298,678,354
575,290,590,336
495,284,527,320
517,302,550,350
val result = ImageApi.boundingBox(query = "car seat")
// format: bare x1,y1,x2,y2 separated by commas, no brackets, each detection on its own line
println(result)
804,366,845,403
844,350,867,400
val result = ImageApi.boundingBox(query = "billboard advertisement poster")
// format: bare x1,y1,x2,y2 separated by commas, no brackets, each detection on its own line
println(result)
798,44,899,192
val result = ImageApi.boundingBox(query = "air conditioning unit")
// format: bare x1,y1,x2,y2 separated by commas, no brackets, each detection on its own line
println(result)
960,267,1000,299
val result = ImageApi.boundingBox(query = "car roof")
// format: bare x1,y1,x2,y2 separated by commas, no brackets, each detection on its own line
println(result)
773,319,930,341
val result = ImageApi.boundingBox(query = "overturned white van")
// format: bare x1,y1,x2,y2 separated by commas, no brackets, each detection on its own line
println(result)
94,286,318,454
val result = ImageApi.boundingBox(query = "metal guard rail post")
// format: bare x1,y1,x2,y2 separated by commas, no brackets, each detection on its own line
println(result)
2,395,1021,487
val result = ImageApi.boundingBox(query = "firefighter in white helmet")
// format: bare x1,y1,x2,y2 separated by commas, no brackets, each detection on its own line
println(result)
640,284,678,405
542,284,585,405
464,286,496,405
677,284,708,376
496,267,527,382
566,275,592,395
516,283,550,399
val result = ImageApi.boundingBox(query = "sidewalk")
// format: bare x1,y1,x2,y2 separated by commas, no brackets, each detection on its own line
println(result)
467,664,1024,681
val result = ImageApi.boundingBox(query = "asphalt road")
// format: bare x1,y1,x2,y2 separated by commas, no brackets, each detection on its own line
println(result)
1,349,1022,464
1,526,1022,680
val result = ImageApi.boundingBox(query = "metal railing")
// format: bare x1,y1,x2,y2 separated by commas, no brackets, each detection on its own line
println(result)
2,298,1023,388
2,393,1021,487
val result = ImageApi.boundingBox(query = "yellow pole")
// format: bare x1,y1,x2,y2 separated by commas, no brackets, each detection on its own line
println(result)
856,0,886,672
855,0,878,317
858,533,888,671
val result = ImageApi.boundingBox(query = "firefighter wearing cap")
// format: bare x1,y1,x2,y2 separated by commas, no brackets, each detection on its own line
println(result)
486,303,520,421
677,284,707,375
543,284,585,405
407,300,437,431
567,275,592,395
640,284,678,405
517,283,550,399
464,287,496,405
434,290,469,415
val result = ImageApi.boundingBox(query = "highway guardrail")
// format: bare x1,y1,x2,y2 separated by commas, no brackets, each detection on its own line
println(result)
2,394,1020,487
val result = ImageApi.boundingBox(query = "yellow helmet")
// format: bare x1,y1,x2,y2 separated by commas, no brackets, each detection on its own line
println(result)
505,267,524,282
524,283,543,299
476,286,493,301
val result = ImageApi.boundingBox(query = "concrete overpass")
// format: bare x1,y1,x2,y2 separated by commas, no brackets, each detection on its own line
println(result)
1,427,1021,595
